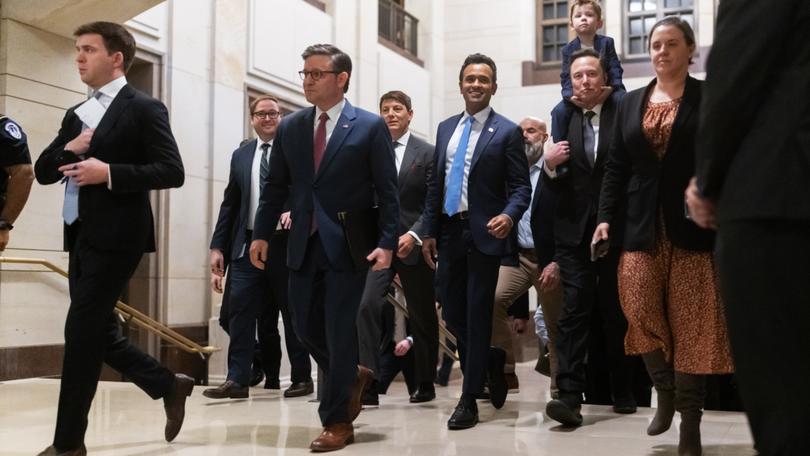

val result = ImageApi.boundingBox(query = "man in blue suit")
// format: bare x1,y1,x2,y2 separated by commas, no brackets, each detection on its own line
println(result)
207,95,312,400
250,44,399,452
422,53,531,430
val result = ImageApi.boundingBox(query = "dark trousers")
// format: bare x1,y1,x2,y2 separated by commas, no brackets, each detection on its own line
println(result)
223,254,265,385
554,229,635,401
357,256,437,385
716,220,810,455
55,232,174,449
289,234,366,426
436,217,501,395
258,233,312,384
377,341,417,395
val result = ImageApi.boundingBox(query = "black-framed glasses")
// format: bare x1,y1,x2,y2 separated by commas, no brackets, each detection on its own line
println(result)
298,69,339,81
252,110,281,120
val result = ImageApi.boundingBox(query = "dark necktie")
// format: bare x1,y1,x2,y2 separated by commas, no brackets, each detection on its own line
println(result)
583,110,596,167
260,143,270,183
313,112,329,172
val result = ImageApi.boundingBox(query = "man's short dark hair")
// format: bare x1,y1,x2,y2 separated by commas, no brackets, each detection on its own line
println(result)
569,48,608,78
379,90,412,111
301,44,353,93
74,21,136,72
458,53,497,84
250,95,280,114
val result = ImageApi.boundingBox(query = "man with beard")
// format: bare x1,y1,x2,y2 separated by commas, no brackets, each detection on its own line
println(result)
490,117,561,396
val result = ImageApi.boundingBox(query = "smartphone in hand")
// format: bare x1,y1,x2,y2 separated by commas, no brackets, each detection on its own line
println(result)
590,238,609,262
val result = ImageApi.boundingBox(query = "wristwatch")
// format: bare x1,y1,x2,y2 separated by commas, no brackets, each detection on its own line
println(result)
0,220,13,230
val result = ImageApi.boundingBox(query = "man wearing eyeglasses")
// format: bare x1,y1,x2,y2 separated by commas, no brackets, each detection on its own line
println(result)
250,44,399,452
208,95,313,400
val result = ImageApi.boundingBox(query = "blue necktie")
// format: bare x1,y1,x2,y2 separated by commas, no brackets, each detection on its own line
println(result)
444,116,474,216
63,92,103,225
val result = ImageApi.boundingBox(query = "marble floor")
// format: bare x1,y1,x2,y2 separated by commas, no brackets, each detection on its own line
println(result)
0,362,756,455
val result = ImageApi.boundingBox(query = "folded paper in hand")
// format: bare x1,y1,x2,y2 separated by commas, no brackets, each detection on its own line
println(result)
74,97,106,129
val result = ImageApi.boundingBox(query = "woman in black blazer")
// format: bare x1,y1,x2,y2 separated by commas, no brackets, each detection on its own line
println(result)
593,17,733,456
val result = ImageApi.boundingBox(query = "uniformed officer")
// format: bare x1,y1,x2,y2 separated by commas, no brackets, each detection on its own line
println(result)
0,114,34,250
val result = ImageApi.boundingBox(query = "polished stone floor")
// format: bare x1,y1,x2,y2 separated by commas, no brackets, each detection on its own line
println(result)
0,362,755,455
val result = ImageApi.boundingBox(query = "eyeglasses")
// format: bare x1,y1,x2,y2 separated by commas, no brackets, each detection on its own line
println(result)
252,111,281,119
298,69,340,81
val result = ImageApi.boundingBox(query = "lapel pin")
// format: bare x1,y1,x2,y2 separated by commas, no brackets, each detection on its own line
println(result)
342,124,349,128
488,127,494,132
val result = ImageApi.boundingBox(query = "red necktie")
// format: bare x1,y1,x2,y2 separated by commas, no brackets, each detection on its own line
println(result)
313,112,329,172
311,112,329,234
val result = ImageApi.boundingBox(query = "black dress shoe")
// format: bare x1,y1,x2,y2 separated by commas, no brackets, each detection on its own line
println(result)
612,398,638,414
164,373,195,442
361,388,379,406
249,366,264,387
37,445,87,456
447,398,479,430
202,380,248,399
284,380,315,398
545,394,583,427
264,379,281,390
535,344,551,377
409,383,436,403
487,347,508,409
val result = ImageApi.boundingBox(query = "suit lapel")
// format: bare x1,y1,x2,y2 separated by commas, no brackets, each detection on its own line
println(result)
315,101,355,181
241,140,257,210
88,84,135,156
594,101,615,170
435,114,463,185
665,76,697,157
470,110,497,172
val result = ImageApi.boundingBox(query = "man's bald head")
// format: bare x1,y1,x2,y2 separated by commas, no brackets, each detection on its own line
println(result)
520,117,548,165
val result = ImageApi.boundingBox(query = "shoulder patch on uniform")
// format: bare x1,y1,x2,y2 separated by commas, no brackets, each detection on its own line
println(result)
4,121,22,140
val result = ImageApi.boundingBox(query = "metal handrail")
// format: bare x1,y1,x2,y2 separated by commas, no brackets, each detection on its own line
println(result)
0,256,219,358
386,277,458,361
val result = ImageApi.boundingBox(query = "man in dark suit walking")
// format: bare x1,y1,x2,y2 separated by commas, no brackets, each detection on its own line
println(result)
34,22,189,456
542,49,636,426
207,95,312,400
687,1,810,453
357,90,438,406
249,44,399,452
422,53,531,430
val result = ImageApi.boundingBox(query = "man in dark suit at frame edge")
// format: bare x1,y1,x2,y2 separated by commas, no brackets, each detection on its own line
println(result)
422,53,532,430
249,44,399,452
357,90,438,406
686,1,810,453
34,22,190,456
542,49,637,427
207,95,313,400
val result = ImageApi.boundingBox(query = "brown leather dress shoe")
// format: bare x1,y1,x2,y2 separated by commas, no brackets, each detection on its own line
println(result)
164,373,195,442
309,422,354,452
202,380,249,399
36,444,87,456
283,380,315,398
348,365,374,421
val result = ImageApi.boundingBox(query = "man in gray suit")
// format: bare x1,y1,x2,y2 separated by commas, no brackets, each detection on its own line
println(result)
357,90,439,405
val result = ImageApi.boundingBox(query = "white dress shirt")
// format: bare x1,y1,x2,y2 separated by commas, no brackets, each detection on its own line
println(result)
443,106,492,213
393,130,411,173
94,75,128,189
314,98,346,146
249,139,272,230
